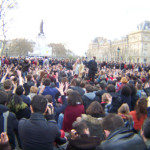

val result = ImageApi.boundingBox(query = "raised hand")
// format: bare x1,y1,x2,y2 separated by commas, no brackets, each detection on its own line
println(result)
0,132,9,144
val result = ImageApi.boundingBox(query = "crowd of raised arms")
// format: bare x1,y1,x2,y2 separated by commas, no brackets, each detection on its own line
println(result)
0,56,150,150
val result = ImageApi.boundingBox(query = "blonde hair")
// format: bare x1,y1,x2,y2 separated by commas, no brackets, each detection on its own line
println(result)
30,86,38,93
102,93,112,103
118,103,130,115
120,77,128,84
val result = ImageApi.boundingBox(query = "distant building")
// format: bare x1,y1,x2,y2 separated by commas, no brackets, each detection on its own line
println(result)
87,21,150,63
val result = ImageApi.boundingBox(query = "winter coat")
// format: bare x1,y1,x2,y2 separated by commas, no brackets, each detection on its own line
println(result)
109,92,122,113
82,92,100,110
18,113,61,150
96,90,107,103
0,104,18,150
81,114,105,140
120,95,132,111
66,134,101,150
62,104,84,132
70,86,85,96
8,99,31,120
101,127,147,150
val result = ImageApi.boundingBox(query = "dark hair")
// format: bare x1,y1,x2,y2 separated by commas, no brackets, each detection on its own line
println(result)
26,74,32,82
11,94,23,105
100,82,107,90
85,85,93,93
45,95,52,103
86,101,104,116
121,85,131,97
135,98,147,120
142,118,150,139
80,80,88,88
102,114,124,132
72,121,88,136
127,84,137,96
75,78,81,86
67,91,83,106
107,84,115,93
0,91,8,105
3,79,12,90
16,85,24,95
31,95,47,113
43,78,51,86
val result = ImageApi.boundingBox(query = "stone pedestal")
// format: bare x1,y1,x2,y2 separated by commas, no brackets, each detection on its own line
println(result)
29,34,52,56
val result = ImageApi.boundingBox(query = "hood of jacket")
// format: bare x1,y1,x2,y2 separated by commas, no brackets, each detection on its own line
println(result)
84,92,96,100
82,114,102,125
0,104,9,115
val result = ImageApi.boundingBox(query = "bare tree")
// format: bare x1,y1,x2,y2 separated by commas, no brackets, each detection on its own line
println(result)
48,43,67,58
0,0,17,55
8,38,33,57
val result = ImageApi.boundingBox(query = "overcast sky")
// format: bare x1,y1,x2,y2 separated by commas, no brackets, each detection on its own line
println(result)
6,0,150,56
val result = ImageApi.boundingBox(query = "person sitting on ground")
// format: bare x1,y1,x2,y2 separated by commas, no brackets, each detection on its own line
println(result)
82,84,100,111
62,90,84,132
66,121,102,150
118,103,134,130
78,101,105,140
120,85,132,110
130,98,147,133
101,93,112,115
15,85,31,107
8,94,31,120
107,84,122,113
96,82,108,102
18,95,63,150
0,91,19,150
101,114,147,150
27,86,38,100
69,78,85,96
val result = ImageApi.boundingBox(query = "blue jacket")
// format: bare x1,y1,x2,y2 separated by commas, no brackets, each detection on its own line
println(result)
42,86,59,106
54,95,67,122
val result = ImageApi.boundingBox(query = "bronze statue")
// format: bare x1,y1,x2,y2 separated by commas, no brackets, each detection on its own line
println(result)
40,20,44,34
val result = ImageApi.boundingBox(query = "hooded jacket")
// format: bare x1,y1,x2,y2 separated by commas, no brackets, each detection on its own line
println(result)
82,92,100,110
101,127,147,150
0,104,18,149
81,114,105,140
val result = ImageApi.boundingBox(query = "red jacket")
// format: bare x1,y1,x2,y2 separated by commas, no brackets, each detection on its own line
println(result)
62,104,84,132
130,110,147,131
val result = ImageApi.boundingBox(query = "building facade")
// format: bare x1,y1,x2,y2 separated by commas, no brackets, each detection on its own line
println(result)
87,21,150,63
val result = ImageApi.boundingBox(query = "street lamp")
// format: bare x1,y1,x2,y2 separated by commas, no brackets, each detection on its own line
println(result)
6,48,8,57
117,47,120,62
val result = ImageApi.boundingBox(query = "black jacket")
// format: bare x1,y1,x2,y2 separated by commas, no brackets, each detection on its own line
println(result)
70,86,85,96
18,113,61,150
96,90,107,103
82,92,100,111
109,92,122,113
67,134,101,150
101,127,147,150
0,104,18,150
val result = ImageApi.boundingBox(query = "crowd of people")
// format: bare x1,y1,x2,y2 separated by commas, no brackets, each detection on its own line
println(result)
0,56,150,150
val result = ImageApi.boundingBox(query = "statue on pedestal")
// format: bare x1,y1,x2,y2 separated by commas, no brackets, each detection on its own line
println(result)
39,20,44,35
